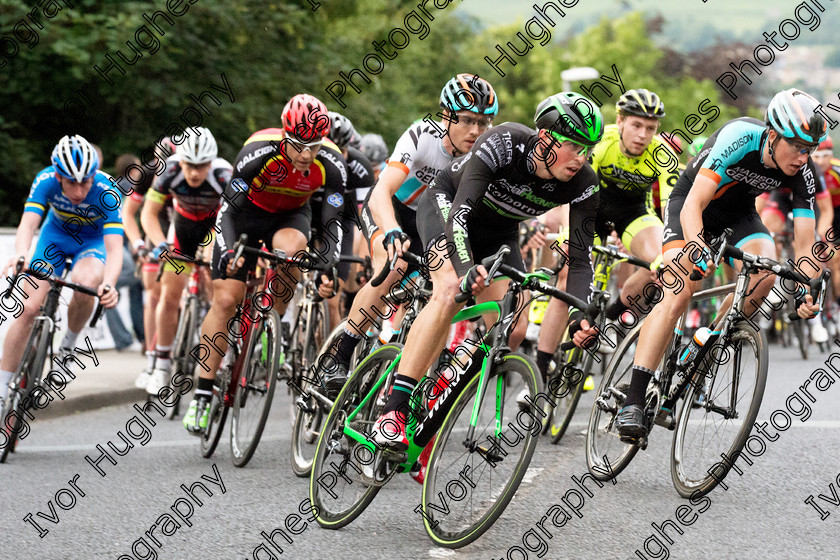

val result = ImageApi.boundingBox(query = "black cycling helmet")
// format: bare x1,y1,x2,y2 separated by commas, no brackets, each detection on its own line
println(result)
359,133,389,165
534,92,604,148
766,88,828,145
616,88,665,119
440,73,499,116
328,111,358,149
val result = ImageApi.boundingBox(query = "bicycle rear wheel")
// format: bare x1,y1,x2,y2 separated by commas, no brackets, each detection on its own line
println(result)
421,353,539,549
792,318,808,360
548,348,589,444
1,323,49,463
585,322,643,481
671,325,768,498
309,344,401,529
169,298,200,418
230,309,281,467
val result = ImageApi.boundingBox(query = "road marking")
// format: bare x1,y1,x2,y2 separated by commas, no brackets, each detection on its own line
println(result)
17,434,289,453
428,549,457,558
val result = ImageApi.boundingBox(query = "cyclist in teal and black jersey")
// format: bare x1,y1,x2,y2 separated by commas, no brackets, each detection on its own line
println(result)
616,89,826,438
0,135,122,398
370,92,604,450
320,74,499,395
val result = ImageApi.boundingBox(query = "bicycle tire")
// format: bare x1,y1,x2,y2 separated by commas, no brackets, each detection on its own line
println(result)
1,322,49,463
291,318,344,478
230,309,282,467
793,319,808,360
169,298,199,419
671,325,768,498
200,351,233,459
422,353,539,549
585,321,643,481
548,349,590,444
309,344,402,529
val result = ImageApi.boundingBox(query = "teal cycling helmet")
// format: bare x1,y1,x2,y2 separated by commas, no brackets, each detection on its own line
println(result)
535,92,604,147
440,73,498,116
766,88,828,145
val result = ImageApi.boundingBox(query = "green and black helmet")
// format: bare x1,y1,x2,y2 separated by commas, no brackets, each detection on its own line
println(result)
534,92,604,149
616,88,666,119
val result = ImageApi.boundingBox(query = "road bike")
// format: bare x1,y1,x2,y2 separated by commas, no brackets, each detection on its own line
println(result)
586,231,830,497
308,246,601,548
1,258,105,463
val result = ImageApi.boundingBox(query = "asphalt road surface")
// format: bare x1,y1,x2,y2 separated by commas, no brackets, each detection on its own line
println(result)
2,343,838,560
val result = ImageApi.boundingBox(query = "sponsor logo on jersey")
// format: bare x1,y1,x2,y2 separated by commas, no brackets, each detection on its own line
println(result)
571,183,599,204
236,146,275,172
718,133,753,161
725,166,781,191
327,193,344,208
231,178,248,192
414,165,439,185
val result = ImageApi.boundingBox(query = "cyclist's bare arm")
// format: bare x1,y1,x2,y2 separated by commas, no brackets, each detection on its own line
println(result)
368,165,408,235
139,197,168,248
99,234,123,308
816,195,833,241
5,213,41,272
122,195,145,250
680,174,718,262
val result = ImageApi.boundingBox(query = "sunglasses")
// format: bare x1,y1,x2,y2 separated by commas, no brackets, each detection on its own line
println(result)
784,137,818,155
546,130,593,157
455,115,493,129
284,134,323,153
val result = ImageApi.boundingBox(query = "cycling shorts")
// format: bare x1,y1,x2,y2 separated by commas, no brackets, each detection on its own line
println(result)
416,185,525,275
211,202,311,282
595,198,663,249
311,198,359,282
29,217,107,277
662,192,772,268
359,189,422,262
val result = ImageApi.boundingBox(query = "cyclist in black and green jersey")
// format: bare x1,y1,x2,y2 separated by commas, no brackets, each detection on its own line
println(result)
368,92,605,449
588,89,677,328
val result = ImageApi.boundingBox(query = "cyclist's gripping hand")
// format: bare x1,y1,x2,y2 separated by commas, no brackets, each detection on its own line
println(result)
460,264,489,297
98,283,119,309
218,249,245,279
690,245,715,280
569,313,599,349
382,228,410,261
796,294,819,319
3,254,26,277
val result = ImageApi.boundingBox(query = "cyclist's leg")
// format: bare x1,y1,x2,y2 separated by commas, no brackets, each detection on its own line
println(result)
269,226,309,315
608,213,663,320
64,246,106,342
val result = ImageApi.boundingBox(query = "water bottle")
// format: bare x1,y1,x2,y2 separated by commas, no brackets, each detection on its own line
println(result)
677,327,712,367
378,319,394,346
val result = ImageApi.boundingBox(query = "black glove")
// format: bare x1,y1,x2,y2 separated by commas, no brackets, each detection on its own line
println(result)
460,265,483,294
568,309,596,349
315,266,338,298
382,228,409,253
218,249,236,279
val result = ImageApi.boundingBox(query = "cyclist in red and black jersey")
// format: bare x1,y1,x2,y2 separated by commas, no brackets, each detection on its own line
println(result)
183,94,348,435
140,127,232,395
811,137,840,305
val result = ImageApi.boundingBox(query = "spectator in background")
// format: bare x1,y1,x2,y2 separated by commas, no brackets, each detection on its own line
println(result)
105,154,145,351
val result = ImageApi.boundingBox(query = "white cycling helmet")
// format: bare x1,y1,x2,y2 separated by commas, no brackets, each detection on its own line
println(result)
51,135,100,182
178,127,218,164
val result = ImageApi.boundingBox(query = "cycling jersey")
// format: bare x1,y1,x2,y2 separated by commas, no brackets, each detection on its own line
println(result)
346,146,375,205
25,167,123,275
590,125,679,210
429,122,599,304
387,120,453,210
652,162,686,219
664,117,818,255
823,157,840,208
216,128,347,268
146,155,232,221
25,167,124,238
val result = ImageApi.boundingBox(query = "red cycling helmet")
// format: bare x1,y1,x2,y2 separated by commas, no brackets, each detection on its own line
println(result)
819,137,834,151
282,94,331,142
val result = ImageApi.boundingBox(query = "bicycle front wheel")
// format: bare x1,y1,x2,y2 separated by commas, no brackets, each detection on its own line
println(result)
548,348,589,444
230,309,281,467
201,369,231,458
671,325,768,498
1,322,49,463
309,344,401,529
585,322,643,481
422,353,540,549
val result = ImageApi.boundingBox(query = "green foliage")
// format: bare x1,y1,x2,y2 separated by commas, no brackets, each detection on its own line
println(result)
0,3,749,226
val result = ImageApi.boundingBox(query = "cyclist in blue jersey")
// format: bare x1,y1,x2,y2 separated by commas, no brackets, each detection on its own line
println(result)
616,89,825,438
0,135,122,398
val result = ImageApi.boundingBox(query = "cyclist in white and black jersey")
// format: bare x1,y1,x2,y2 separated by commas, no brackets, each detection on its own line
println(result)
321,74,499,394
